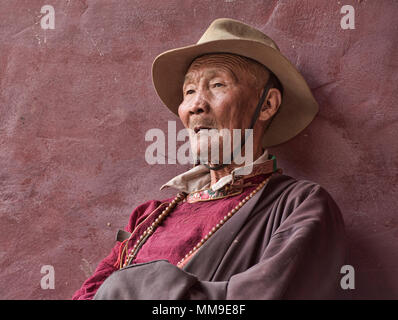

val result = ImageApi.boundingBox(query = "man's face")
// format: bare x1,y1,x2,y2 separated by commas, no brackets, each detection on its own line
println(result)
178,54,262,163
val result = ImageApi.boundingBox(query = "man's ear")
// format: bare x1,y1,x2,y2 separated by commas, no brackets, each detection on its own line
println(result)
258,88,282,121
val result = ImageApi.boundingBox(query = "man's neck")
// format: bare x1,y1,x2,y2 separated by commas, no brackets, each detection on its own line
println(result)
209,148,264,186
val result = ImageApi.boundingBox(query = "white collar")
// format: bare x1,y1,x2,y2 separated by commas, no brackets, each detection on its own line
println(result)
160,150,269,193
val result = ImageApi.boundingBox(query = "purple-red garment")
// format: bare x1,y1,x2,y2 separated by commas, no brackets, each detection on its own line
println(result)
93,173,346,300
72,175,267,300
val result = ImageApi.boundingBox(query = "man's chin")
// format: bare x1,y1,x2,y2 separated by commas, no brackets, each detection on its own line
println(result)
193,150,231,166
190,136,234,165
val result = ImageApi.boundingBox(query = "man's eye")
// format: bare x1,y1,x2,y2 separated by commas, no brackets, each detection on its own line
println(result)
185,89,195,95
213,83,224,88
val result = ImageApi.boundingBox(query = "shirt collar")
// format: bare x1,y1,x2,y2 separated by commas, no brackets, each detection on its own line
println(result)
160,149,269,193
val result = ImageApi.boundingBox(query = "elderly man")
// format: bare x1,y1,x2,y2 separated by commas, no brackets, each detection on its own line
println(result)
73,18,345,300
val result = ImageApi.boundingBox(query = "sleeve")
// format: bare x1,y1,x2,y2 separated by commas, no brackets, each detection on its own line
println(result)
71,200,159,300
226,184,347,299
71,242,120,300
93,184,347,300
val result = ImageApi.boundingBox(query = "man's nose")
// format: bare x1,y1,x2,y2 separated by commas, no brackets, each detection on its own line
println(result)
189,92,210,115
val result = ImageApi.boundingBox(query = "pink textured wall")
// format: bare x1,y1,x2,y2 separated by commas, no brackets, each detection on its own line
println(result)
0,0,397,299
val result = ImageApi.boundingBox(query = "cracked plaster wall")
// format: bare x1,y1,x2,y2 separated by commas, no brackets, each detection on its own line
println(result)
0,0,397,299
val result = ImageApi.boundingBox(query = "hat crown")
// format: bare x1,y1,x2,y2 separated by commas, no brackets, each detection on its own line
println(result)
198,18,280,51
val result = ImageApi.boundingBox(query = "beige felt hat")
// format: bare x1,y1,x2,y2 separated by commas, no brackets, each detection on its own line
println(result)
152,18,319,147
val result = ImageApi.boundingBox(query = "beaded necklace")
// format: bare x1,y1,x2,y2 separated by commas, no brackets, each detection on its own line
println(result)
118,172,275,269
176,174,272,268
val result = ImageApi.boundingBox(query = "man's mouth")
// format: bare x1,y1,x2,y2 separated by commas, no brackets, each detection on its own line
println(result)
193,126,213,134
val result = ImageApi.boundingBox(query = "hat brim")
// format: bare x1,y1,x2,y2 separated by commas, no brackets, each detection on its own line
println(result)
152,39,319,147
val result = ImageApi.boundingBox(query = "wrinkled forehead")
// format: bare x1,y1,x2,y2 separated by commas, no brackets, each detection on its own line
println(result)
184,53,269,88
184,53,251,83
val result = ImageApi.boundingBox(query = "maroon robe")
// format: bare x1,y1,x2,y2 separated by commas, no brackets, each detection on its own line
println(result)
73,173,346,300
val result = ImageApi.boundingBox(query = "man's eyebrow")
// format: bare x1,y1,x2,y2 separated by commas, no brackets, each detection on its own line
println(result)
183,71,217,84
183,69,238,85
